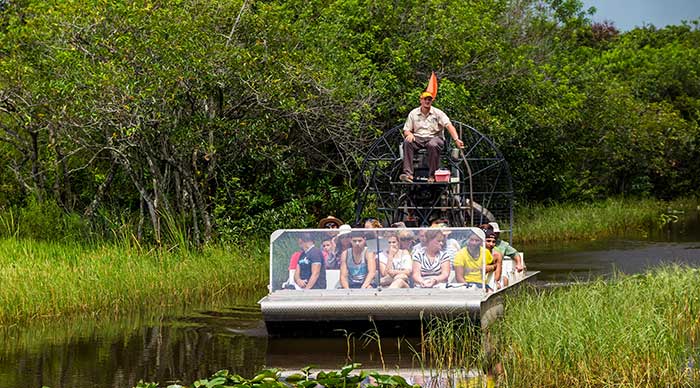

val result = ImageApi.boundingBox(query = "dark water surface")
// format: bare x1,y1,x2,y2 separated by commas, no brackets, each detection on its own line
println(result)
2,221,699,388
522,216,700,283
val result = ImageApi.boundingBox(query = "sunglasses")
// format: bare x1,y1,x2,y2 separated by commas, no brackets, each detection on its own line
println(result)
400,237,413,241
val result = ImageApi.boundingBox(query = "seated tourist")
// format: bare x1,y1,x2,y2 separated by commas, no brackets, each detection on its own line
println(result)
379,232,412,288
453,231,496,290
489,222,525,281
282,240,304,289
333,224,352,266
318,215,342,229
321,235,339,270
484,231,503,289
411,228,428,255
412,229,451,288
340,232,377,289
431,218,460,267
363,217,383,229
293,233,327,289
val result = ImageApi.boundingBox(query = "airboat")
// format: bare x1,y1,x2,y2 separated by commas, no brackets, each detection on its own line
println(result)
259,121,538,335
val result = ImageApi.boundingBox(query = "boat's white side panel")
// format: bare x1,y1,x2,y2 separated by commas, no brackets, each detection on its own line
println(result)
260,270,538,322
260,288,482,321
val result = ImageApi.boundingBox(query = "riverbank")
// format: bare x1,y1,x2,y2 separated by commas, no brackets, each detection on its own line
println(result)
0,238,268,325
492,265,700,387
1,197,697,325
515,197,699,243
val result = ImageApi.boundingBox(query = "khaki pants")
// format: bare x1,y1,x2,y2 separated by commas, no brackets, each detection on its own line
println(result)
402,136,445,177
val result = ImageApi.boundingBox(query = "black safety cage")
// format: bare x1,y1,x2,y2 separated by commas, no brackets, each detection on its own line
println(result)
354,121,515,240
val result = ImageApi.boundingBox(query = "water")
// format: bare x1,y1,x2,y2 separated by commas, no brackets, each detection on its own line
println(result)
522,216,700,283
0,305,268,388
2,221,699,388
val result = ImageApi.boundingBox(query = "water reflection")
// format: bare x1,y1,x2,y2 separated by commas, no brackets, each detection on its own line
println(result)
0,305,267,388
521,217,700,283
267,335,420,370
523,239,700,283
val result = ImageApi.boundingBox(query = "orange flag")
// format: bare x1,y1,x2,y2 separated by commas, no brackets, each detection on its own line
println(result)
426,72,438,98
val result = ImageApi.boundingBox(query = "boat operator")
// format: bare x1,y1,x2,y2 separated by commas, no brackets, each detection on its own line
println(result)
400,91,464,183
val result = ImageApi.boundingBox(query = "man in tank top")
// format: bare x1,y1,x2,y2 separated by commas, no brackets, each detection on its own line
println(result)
340,232,377,289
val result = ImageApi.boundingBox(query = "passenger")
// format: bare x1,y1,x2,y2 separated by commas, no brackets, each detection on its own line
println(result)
400,90,464,183
431,218,460,266
362,217,386,273
294,233,327,289
321,236,339,270
484,231,504,289
379,232,412,288
363,217,382,229
489,222,525,280
453,231,496,290
287,241,303,271
333,224,353,268
412,229,451,288
340,232,377,289
281,240,304,289
397,229,415,251
411,228,428,255
478,223,493,232
318,215,343,229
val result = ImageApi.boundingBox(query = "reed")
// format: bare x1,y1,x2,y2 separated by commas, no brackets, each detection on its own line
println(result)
0,237,268,325
515,197,699,243
419,315,482,372
493,265,700,387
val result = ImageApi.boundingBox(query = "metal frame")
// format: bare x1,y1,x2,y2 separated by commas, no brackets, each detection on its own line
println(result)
354,121,515,241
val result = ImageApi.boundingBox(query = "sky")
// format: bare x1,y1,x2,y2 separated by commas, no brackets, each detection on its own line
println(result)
581,0,700,31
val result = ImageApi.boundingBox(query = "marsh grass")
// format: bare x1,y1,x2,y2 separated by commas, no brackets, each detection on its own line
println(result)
419,316,483,372
493,265,700,387
515,197,699,243
0,237,268,325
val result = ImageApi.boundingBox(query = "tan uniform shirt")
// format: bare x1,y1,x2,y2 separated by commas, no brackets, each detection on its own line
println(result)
403,106,452,138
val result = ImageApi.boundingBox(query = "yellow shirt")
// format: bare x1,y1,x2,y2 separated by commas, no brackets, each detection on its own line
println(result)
453,246,493,283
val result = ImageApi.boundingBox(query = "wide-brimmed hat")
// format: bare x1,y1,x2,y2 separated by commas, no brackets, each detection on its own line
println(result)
318,215,343,229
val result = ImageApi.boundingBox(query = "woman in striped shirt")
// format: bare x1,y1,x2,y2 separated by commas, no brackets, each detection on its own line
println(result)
411,229,451,288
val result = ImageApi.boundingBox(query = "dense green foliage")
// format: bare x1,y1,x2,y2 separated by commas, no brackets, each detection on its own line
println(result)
493,266,700,387
1,0,699,243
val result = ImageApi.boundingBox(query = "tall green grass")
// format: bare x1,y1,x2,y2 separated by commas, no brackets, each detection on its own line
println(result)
493,265,700,387
416,316,483,373
515,197,699,243
0,238,268,325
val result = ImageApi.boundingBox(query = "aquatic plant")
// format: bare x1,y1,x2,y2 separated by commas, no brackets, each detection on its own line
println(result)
493,265,700,387
132,364,419,388
418,315,482,373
